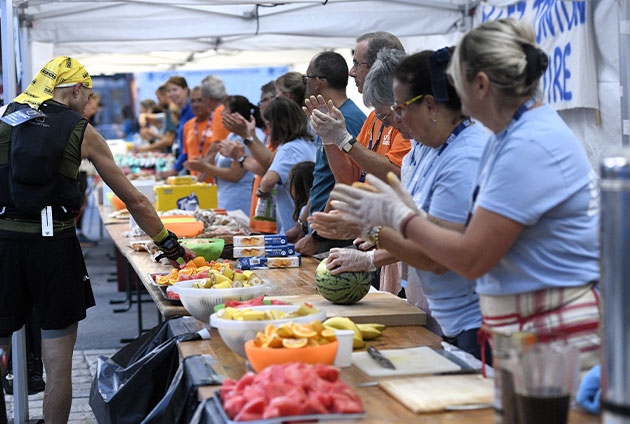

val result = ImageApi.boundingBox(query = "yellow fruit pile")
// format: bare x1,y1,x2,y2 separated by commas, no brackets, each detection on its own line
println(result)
323,317,386,349
253,321,336,349
155,258,263,289
217,303,319,321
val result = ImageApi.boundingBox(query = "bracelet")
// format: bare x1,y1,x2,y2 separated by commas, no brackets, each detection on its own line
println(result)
238,155,247,168
400,213,420,238
367,226,381,249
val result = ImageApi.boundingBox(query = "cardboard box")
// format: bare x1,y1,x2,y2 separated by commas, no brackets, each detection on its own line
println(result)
233,244,295,258
237,255,301,270
233,235,288,247
154,183,217,211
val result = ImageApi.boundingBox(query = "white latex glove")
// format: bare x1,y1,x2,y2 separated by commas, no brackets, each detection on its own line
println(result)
329,172,426,232
327,248,376,275
310,107,353,149
308,210,370,240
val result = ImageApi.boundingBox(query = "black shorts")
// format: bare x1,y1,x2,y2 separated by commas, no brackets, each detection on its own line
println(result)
0,236,96,338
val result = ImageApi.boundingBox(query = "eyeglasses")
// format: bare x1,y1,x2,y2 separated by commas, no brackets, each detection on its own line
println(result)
301,74,327,85
351,60,369,69
390,94,424,117
257,96,273,107
374,109,391,123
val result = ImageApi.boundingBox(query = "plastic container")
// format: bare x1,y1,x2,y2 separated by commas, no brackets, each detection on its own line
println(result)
245,339,338,372
209,305,327,358
332,330,354,368
169,280,269,324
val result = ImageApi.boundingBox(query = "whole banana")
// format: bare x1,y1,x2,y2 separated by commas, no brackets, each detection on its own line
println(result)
323,317,365,349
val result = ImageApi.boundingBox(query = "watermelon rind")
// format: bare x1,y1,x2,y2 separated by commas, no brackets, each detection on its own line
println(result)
315,258,371,305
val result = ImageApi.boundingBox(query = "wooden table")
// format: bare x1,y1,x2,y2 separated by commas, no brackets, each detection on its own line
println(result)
97,204,597,423
180,324,597,424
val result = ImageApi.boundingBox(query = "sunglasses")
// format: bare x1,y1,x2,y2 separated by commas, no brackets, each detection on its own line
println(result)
390,94,424,117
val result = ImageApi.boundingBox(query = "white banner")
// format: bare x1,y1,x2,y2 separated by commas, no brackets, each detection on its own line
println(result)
477,0,598,111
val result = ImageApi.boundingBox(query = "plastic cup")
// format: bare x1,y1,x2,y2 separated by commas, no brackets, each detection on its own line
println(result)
510,342,578,424
332,330,354,367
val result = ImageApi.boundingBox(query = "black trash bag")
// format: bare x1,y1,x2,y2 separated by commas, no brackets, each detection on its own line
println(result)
89,317,202,424
142,355,222,424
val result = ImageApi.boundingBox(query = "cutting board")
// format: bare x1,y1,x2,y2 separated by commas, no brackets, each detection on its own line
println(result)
351,346,460,377
379,375,494,413
266,293,426,326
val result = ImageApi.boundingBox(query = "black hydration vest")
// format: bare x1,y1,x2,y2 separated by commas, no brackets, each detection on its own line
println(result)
0,101,87,220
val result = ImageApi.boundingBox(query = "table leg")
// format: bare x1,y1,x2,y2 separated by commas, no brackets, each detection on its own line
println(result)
113,255,133,313
12,328,28,424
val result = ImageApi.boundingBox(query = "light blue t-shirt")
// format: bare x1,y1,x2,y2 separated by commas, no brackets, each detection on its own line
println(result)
401,123,487,337
471,104,599,296
268,137,317,233
214,130,263,216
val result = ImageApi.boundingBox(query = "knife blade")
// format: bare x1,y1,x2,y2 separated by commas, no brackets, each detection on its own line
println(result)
367,345,396,369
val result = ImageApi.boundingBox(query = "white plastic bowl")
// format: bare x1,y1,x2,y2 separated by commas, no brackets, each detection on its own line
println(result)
209,304,327,358
168,279,268,323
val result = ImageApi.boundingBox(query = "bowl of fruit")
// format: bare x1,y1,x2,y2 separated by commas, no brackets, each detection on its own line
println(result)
244,321,338,372
210,304,326,357
168,259,269,323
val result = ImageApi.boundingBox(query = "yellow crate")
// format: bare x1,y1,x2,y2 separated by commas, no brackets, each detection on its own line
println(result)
154,183,217,211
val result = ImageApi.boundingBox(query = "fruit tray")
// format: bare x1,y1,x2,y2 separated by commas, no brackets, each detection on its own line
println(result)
148,273,182,305
207,393,365,423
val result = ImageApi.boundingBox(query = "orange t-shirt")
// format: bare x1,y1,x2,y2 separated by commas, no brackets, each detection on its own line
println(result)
249,132,277,234
182,104,231,177
352,110,411,179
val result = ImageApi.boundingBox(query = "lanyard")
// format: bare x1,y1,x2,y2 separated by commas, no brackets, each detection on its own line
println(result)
406,118,473,198
368,119,385,151
194,117,212,155
465,98,536,226
359,118,387,182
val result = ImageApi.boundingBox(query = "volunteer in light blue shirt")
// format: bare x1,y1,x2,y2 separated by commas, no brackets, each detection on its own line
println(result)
402,123,487,337
258,97,317,234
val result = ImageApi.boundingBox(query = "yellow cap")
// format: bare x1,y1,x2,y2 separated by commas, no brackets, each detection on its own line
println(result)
13,56,92,109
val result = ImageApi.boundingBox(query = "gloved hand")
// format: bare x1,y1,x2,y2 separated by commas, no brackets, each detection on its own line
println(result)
308,210,370,240
353,237,375,251
329,173,426,232
576,364,601,415
155,230,195,266
310,105,353,149
327,248,376,275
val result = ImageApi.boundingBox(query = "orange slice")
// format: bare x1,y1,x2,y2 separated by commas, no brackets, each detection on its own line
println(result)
264,323,276,339
267,334,283,348
192,256,207,267
282,338,308,349
310,320,325,334
321,329,337,342
276,323,293,338
179,268,194,276
292,324,317,339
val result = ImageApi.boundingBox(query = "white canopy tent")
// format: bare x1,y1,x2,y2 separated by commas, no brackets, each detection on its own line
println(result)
2,0,624,168
1,1,628,422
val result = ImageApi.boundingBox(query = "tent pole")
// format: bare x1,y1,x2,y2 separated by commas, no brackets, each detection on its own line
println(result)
1,1,29,423
619,0,630,146
1,0,17,103
19,12,31,90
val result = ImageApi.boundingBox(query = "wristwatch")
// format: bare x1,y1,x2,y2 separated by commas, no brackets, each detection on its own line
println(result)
243,138,253,146
238,155,247,168
297,218,308,234
341,137,357,153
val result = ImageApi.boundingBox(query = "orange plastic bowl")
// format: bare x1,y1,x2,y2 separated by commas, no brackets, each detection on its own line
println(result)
111,195,126,210
244,339,338,373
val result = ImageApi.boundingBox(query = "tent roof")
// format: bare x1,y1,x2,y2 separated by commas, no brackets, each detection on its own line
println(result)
16,0,475,69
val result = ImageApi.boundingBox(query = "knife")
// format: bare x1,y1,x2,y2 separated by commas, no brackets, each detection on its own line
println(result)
367,345,396,369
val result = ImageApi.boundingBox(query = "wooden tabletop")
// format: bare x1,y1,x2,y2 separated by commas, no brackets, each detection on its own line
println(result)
97,203,596,423
180,325,596,424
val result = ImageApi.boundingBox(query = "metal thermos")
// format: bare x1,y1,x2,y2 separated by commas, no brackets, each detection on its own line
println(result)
600,154,630,424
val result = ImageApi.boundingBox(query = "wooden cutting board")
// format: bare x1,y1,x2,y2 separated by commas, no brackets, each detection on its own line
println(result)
379,374,494,413
266,293,426,326
351,346,461,377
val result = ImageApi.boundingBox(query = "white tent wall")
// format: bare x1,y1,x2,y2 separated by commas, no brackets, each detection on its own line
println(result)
5,0,624,169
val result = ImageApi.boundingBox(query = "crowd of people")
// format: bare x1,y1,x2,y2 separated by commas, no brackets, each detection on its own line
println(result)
0,16,604,423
